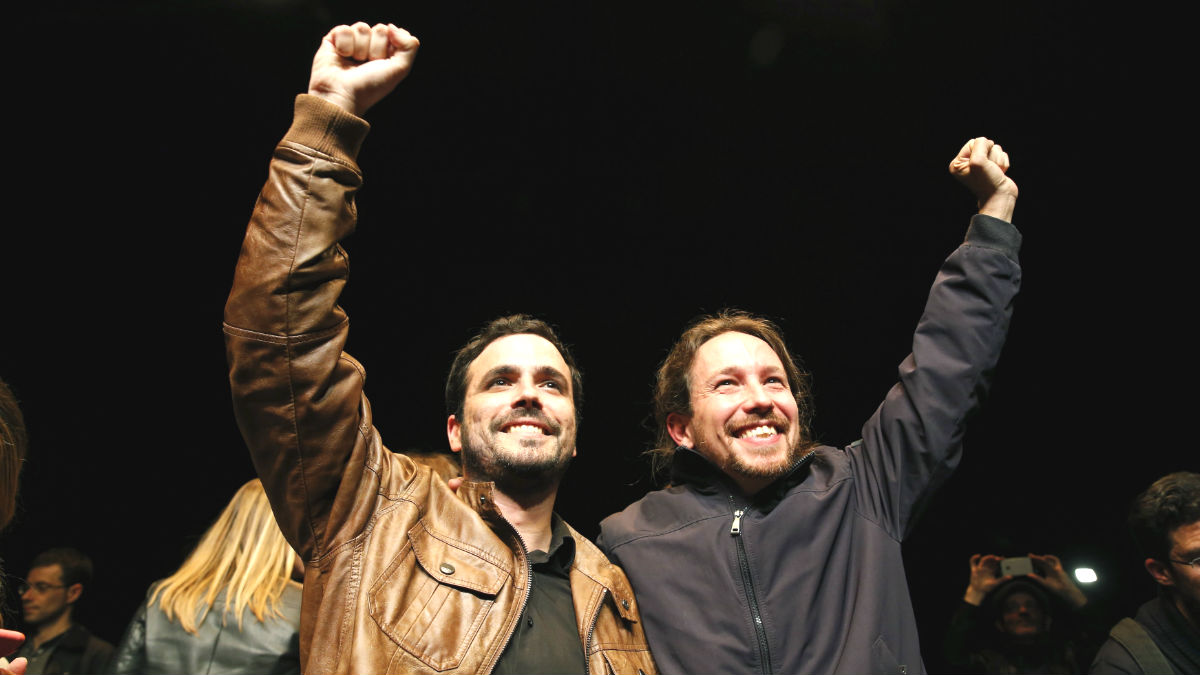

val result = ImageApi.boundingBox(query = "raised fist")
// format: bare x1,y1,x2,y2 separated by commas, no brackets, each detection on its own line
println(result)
949,137,1018,222
308,22,420,117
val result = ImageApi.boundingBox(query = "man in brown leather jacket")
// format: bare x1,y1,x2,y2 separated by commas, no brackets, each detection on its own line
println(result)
223,22,655,675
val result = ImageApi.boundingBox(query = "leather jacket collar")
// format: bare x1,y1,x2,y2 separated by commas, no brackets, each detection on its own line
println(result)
455,479,507,522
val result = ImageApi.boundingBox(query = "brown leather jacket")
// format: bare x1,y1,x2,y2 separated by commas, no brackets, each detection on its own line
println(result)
223,95,656,675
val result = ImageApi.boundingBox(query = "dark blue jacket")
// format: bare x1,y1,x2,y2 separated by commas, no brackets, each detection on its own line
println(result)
599,215,1022,675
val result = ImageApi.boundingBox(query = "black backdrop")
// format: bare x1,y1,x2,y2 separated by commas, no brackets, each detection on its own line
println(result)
2,0,1189,670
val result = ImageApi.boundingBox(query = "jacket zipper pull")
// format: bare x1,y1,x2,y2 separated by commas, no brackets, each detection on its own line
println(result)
731,509,744,535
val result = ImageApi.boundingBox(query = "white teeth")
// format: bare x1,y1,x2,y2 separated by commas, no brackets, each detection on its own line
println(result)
738,425,777,439
504,424,544,435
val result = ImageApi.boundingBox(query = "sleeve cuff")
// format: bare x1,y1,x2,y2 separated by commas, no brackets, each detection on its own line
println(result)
282,94,372,164
965,213,1022,265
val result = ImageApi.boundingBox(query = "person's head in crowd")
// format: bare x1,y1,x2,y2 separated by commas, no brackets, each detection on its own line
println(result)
151,478,298,633
651,310,818,492
1129,471,1200,626
20,548,92,633
990,579,1052,640
949,553,1091,674
444,314,583,494
0,378,27,532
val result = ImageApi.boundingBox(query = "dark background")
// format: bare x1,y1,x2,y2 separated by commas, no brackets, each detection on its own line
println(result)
2,0,1188,671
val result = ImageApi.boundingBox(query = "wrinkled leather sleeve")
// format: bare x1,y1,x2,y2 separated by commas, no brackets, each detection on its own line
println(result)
852,214,1022,540
107,601,147,675
223,94,395,562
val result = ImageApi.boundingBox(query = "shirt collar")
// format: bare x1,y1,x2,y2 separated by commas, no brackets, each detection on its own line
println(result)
527,514,576,575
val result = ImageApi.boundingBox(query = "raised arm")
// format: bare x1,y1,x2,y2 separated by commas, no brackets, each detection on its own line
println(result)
1026,553,1089,609
964,553,1014,606
943,554,1010,669
852,137,1022,539
222,23,417,561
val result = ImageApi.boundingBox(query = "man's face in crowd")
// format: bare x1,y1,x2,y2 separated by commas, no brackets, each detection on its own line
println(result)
1149,519,1200,615
448,334,577,486
997,591,1047,637
21,564,76,628
669,331,801,492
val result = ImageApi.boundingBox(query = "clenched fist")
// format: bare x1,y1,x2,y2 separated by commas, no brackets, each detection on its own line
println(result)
308,22,420,117
949,137,1018,222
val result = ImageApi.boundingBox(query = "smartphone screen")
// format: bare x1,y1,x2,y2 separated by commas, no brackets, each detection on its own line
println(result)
1001,556,1034,577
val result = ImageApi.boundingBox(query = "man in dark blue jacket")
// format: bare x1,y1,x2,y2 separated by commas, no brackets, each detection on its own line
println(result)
598,138,1022,675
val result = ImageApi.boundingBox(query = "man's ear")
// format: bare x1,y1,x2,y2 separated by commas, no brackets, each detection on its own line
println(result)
1145,558,1174,587
666,412,694,448
447,415,463,454
66,583,82,605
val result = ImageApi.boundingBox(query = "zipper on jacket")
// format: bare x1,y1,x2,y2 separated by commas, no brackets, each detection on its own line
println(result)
730,498,773,675
582,587,607,675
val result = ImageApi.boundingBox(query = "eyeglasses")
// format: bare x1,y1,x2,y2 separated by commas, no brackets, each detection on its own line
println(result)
16,581,67,594
1168,556,1200,569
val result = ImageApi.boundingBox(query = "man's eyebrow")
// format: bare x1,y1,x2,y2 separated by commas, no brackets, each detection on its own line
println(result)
479,365,520,384
704,364,785,382
535,365,569,384
1177,545,1200,559
698,366,744,385
700,366,743,382
477,365,569,386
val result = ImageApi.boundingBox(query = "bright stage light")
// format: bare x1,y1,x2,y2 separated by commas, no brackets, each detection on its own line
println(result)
1074,568,1098,583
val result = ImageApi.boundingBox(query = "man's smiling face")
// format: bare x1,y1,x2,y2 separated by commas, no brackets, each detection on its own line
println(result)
668,331,801,494
448,333,577,487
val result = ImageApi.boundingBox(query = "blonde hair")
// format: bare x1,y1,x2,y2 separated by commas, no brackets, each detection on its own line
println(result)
151,479,296,634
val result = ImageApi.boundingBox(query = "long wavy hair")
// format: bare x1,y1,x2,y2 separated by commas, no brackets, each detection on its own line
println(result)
150,479,296,634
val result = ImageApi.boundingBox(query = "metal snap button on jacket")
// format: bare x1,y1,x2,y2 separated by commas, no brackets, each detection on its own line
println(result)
439,563,455,575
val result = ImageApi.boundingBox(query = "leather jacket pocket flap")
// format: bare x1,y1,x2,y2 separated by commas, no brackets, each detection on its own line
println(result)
408,521,509,596
600,648,654,675
370,525,507,671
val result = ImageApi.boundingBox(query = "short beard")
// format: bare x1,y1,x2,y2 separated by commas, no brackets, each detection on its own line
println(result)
718,444,802,482
715,413,804,482
460,420,574,494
